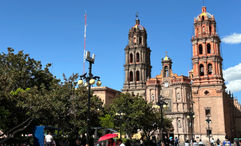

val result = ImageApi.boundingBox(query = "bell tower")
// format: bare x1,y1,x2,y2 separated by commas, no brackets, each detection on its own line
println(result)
191,6,232,141
191,6,223,85
122,16,151,97
161,54,173,78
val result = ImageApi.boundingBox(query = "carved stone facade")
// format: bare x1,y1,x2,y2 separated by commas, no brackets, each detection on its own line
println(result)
146,56,192,142
121,6,241,144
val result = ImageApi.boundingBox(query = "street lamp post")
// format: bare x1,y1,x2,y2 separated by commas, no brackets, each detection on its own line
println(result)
187,112,195,142
78,51,102,146
115,112,125,140
206,116,211,143
187,100,195,143
156,95,167,142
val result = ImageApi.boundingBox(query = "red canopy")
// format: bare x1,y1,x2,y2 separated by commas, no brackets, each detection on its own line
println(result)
98,133,118,141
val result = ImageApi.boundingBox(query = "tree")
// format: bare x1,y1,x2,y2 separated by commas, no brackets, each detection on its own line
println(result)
104,93,172,141
0,48,104,144
0,48,58,142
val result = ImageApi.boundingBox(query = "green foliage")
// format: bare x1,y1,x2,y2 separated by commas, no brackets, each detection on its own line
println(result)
0,48,104,142
0,48,57,135
99,114,114,129
99,93,173,141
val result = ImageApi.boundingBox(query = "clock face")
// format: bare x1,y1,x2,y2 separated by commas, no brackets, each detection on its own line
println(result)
164,82,169,87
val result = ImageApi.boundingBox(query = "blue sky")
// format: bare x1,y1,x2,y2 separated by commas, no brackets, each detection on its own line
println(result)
0,0,241,102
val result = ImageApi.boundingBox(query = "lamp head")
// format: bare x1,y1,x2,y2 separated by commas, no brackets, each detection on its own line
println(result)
96,80,102,86
84,82,89,87
78,79,83,85
163,104,167,108
89,79,96,85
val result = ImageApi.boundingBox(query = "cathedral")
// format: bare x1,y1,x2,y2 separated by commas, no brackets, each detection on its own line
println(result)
121,6,241,143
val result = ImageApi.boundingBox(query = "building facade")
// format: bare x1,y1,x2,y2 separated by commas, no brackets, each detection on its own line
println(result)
146,55,192,142
122,17,152,97
190,6,232,142
121,6,241,143
92,86,120,106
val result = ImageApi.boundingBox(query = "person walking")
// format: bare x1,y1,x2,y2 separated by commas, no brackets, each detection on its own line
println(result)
107,138,116,146
174,137,179,146
210,138,215,146
198,139,203,146
185,140,190,146
222,138,231,146
216,138,221,146
193,140,198,146
118,139,125,146
45,132,53,146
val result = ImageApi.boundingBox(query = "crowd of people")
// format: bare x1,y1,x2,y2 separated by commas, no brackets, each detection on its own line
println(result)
158,136,241,146
43,132,241,146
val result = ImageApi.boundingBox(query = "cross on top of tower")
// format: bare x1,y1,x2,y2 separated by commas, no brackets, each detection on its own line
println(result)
135,12,140,25
136,12,139,19
165,50,168,56
163,50,171,61
201,0,207,13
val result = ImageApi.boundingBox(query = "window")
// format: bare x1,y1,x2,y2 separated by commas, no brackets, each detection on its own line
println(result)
178,119,182,128
164,66,169,77
199,64,204,76
133,37,136,45
207,43,211,54
151,94,154,102
139,37,142,45
136,71,140,81
202,16,204,21
136,53,140,62
202,26,205,33
199,44,203,55
209,26,212,34
207,129,212,135
129,71,133,82
205,108,211,116
208,64,212,75
176,92,181,100
204,90,209,95
130,53,133,63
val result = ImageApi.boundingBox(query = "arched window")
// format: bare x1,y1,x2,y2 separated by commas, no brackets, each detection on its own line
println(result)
139,37,142,45
199,44,203,55
136,53,140,62
197,28,200,34
136,71,140,81
178,119,182,128
199,64,204,76
202,16,204,21
164,66,169,77
130,71,133,81
129,53,133,63
151,94,155,102
133,37,136,45
208,64,212,75
207,43,211,54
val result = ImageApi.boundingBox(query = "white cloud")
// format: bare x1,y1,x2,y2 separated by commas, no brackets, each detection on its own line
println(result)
222,33,241,44
223,63,241,92
226,80,241,92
